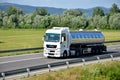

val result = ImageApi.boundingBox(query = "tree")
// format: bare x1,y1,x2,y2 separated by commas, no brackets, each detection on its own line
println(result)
88,15,102,29
2,16,9,28
69,16,87,29
7,6,23,16
23,14,33,28
40,16,51,28
49,15,62,27
99,15,110,29
109,13,120,29
16,14,24,28
33,15,43,28
63,9,83,17
34,8,49,16
0,11,4,26
109,3,120,15
93,7,104,16
60,15,72,27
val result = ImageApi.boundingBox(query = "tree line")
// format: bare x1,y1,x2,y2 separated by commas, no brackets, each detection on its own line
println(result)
0,3,120,29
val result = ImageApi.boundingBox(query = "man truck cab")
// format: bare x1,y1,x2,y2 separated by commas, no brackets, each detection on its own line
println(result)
43,27,70,57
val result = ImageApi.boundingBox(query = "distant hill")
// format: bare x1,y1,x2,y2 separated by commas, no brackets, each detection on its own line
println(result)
0,3,65,15
0,3,109,17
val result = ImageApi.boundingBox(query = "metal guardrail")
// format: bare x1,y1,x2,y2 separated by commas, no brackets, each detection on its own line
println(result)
0,40,120,53
0,52,120,78
0,47,43,53
105,40,120,43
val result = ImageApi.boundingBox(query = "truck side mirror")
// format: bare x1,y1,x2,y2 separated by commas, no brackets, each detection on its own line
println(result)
62,37,64,42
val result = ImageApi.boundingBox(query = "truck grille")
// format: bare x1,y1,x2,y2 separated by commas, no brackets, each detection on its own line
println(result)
46,45,57,48
50,50,55,52
48,53,54,55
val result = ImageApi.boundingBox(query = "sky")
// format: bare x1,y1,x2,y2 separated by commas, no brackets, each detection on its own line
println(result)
0,0,120,9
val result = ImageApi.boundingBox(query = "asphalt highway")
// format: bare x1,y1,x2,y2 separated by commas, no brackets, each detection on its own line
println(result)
0,44,120,73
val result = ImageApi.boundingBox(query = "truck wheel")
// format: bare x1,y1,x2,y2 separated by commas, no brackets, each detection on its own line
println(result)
92,49,95,54
96,49,100,54
80,49,83,55
63,51,67,58
75,50,80,57
99,49,103,54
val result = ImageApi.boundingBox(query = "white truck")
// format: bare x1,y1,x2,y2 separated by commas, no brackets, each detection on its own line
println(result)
43,27,106,58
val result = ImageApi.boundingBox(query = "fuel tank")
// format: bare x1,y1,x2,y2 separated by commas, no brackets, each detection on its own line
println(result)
70,31,105,44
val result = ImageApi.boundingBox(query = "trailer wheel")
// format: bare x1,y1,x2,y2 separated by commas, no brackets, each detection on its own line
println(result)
75,50,80,57
80,49,83,55
92,49,95,54
63,51,67,58
96,49,100,54
100,49,103,53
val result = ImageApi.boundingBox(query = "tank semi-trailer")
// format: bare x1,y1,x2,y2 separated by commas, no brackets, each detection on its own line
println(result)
43,27,106,58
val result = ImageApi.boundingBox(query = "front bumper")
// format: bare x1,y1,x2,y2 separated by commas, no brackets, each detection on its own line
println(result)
44,48,62,57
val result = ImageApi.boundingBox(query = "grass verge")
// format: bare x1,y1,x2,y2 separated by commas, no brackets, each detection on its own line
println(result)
0,50,43,57
20,60,120,80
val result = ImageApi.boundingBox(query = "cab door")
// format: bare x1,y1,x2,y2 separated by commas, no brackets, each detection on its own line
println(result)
61,33,67,48
61,33,70,55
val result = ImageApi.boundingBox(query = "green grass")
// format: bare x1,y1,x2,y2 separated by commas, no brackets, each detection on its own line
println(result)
0,29,46,50
0,29,120,57
103,30,120,41
20,60,120,80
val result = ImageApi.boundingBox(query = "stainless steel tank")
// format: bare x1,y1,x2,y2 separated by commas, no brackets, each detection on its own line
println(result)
70,31,105,44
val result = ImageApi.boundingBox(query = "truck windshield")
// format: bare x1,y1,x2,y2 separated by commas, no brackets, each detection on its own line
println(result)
45,33,60,42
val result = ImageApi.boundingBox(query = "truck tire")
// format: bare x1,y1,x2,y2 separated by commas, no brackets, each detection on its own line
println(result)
63,51,67,58
92,49,95,54
80,49,83,55
75,50,80,57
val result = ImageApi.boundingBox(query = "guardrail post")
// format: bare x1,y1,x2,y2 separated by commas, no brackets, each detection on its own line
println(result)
110,55,114,61
96,56,100,63
82,59,85,66
48,64,51,72
1,72,5,80
66,61,69,69
26,68,30,77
